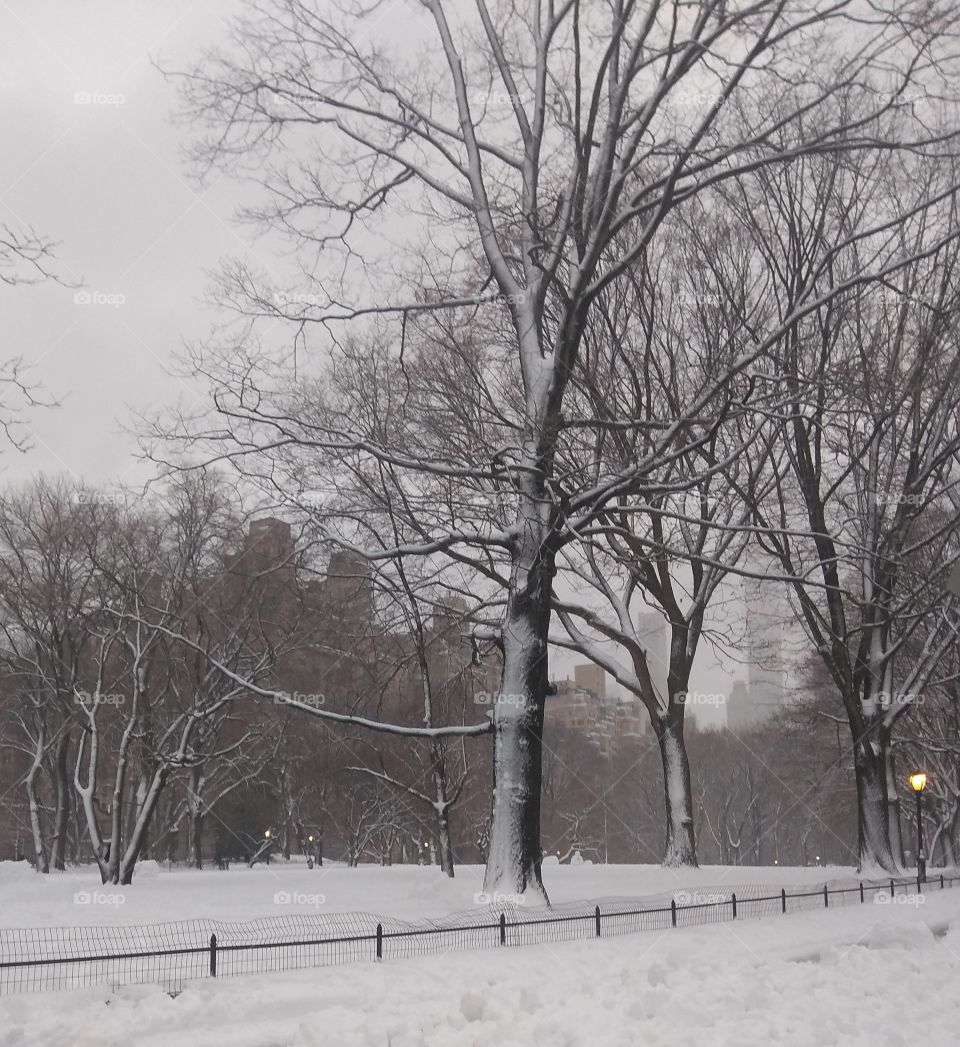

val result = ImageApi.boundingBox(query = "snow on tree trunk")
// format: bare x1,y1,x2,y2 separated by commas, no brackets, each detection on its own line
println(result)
118,768,168,884
435,802,455,878
936,811,958,867
657,712,697,867
855,739,900,873
884,737,905,867
26,751,48,875
189,764,204,868
483,479,552,902
190,808,203,868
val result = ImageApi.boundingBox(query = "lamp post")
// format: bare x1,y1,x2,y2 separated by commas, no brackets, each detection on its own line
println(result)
909,773,927,883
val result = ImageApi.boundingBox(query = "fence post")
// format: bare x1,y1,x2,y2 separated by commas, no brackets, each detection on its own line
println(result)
731,893,737,919
500,912,506,946
859,882,864,904
376,923,383,961
917,873,923,894
890,879,895,898
823,885,829,909
595,905,601,938
209,933,217,978
941,873,945,889
671,898,677,927
781,888,786,914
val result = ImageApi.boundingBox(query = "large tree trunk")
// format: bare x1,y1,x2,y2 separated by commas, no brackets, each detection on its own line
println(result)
934,807,958,867
656,710,697,867
429,741,455,878
50,731,71,871
118,768,168,884
436,805,455,878
482,479,552,902
854,737,899,873
188,764,204,868
883,728,905,866
26,735,49,874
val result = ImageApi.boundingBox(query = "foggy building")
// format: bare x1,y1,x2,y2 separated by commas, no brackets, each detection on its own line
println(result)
726,572,793,730
574,661,606,697
547,664,647,754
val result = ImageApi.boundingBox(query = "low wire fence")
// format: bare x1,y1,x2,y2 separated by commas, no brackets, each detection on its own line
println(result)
1,872,955,996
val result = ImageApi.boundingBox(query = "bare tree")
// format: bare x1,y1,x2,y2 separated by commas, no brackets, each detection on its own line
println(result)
0,479,103,871
156,0,960,898
736,150,960,871
550,207,780,866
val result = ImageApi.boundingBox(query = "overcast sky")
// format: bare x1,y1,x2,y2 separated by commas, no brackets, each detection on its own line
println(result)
1,0,248,489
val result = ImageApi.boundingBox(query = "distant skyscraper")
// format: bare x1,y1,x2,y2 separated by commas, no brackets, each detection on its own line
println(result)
727,571,792,728
635,610,669,699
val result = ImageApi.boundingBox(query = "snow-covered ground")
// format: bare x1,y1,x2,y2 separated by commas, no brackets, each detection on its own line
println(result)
0,858,867,927
2,880,958,1046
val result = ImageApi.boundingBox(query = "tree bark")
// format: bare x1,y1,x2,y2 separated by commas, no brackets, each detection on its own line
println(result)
656,710,698,867
483,478,552,901
26,729,48,874
436,804,455,878
883,729,905,866
50,731,71,871
935,807,958,867
188,764,204,868
855,737,900,872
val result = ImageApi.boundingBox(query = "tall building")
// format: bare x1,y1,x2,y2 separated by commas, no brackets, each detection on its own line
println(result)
547,664,647,754
574,662,606,697
636,611,669,698
726,571,793,729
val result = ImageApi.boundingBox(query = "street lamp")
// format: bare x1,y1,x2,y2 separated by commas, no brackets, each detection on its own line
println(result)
909,772,927,883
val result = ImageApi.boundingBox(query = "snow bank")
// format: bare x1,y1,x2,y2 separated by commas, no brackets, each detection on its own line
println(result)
0,860,863,928
2,884,959,1046
0,860,37,884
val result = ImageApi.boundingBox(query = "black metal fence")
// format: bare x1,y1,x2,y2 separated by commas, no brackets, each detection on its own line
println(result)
1,872,955,996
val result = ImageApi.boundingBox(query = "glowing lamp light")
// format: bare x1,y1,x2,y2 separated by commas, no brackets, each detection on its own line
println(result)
910,773,929,883
264,828,272,839
308,834,315,843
